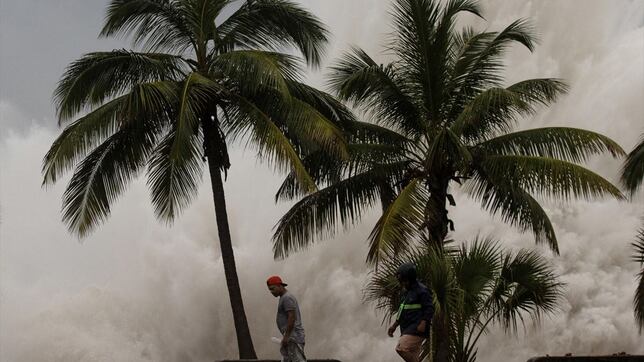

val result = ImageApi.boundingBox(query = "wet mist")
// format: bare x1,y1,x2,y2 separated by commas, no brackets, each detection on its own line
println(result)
1,1,643,361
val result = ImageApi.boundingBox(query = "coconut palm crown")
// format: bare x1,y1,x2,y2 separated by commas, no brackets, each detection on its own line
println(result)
272,0,625,264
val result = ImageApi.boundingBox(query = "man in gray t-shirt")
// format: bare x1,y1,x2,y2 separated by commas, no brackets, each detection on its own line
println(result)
267,275,306,362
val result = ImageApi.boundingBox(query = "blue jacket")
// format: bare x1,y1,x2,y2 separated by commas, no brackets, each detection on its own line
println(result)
397,281,434,337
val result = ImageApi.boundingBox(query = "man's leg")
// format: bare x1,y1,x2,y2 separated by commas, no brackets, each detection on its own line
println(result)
395,335,424,362
280,345,289,362
286,342,307,362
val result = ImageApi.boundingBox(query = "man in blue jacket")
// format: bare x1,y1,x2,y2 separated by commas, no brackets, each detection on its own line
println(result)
387,263,435,362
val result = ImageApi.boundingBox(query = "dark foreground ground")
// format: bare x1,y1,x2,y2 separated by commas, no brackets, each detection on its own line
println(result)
219,355,644,362
220,356,644,362
528,355,644,362
218,360,341,362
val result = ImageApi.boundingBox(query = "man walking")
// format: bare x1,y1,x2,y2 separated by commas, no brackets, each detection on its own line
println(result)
387,263,434,362
267,275,307,362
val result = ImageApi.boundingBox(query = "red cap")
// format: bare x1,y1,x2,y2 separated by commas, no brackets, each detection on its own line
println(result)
266,275,287,286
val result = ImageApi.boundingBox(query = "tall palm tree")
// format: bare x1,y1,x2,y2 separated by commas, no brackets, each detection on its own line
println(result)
42,0,348,358
621,135,644,331
366,237,562,362
272,0,625,262
272,1,624,360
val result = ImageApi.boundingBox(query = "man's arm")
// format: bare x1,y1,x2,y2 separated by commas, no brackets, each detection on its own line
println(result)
285,310,296,338
281,310,296,346
387,320,400,337
417,289,435,333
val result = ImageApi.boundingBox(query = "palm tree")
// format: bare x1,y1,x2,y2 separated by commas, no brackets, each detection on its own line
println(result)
272,0,625,262
366,237,563,362
272,0,623,359
621,135,644,331
42,0,349,358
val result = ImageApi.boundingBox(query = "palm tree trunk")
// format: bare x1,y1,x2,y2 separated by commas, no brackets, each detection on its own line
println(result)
426,178,451,362
432,312,450,362
426,177,450,249
203,118,258,359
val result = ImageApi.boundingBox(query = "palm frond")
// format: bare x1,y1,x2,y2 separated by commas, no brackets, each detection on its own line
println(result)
478,155,625,201
367,178,430,264
101,0,195,52
439,0,482,23
43,96,125,185
349,121,412,146
54,50,185,122
274,149,342,202
276,143,404,202
211,50,303,95
272,161,409,259
634,228,644,265
390,0,443,119
145,73,211,222
226,81,350,162
621,135,644,196
181,0,231,47
279,97,350,159
217,0,328,67
427,0,484,120
633,228,644,331
426,128,473,172
284,80,358,131
414,245,464,322
476,127,625,163
61,122,157,237
453,237,500,318
451,87,533,142
328,47,423,134
493,249,563,332
507,78,569,107
465,167,559,253
225,94,317,193
446,25,477,73
445,19,537,117
636,268,644,333
632,228,644,333
146,126,203,223
45,81,178,185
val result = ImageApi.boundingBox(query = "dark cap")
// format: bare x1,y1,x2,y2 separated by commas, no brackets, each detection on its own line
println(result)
397,263,417,282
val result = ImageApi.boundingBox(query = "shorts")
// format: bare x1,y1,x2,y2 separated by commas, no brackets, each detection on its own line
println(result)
395,334,424,361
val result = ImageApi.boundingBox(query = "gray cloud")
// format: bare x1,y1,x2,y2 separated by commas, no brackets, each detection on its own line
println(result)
1,1,644,361
0,0,127,131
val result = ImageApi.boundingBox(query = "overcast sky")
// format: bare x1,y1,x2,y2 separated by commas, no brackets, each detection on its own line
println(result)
1,1,644,362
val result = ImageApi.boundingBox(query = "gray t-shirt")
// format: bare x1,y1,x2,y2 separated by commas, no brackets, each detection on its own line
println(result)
276,292,305,344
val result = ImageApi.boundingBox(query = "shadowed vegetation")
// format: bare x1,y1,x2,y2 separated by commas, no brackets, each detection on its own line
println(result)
366,237,563,362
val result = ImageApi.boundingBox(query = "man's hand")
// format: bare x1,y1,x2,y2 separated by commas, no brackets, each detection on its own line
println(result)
417,320,427,334
387,324,397,337
281,335,289,348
